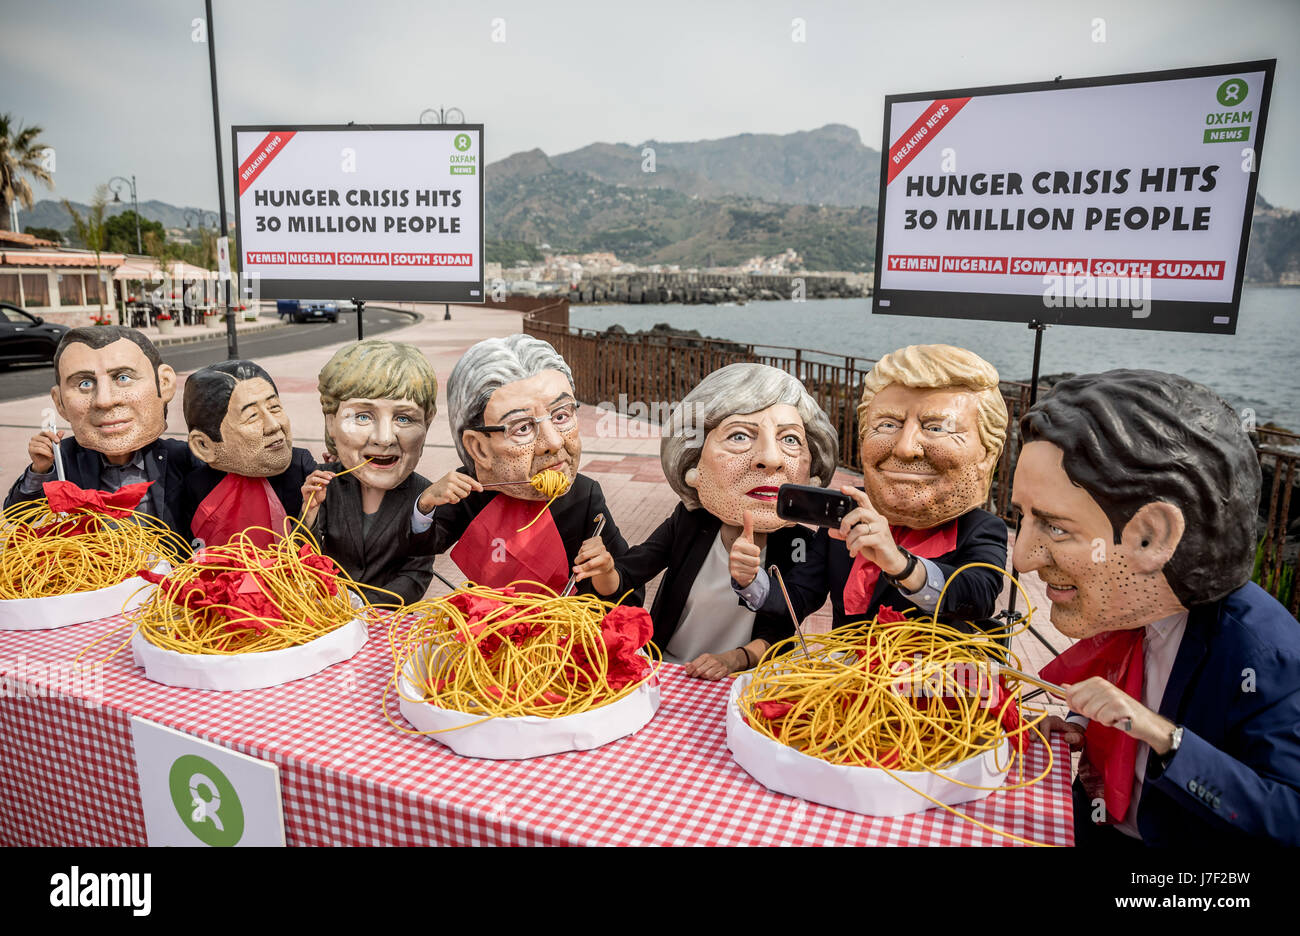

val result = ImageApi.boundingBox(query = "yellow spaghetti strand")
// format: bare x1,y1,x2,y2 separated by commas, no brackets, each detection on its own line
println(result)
0,498,187,599
736,562,1059,845
384,579,660,736
300,456,374,522
84,524,401,664
515,469,570,533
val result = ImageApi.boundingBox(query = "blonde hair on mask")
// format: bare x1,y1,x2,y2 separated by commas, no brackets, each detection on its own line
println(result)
318,340,438,455
857,345,1008,492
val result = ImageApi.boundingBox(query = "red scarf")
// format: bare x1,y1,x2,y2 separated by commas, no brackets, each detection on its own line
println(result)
44,479,151,517
843,521,958,614
191,473,288,550
450,495,569,593
1041,629,1145,823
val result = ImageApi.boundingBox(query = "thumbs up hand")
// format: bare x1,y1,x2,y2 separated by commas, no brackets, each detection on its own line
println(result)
729,509,762,588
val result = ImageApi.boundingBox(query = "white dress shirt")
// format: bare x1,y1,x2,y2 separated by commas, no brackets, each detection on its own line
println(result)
1067,611,1189,840
666,531,765,664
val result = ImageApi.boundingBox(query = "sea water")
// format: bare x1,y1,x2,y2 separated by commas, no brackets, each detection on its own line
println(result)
572,287,1300,428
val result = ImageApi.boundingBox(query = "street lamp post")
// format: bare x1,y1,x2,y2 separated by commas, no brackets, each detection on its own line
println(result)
108,175,141,254
184,209,217,231
419,106,465,125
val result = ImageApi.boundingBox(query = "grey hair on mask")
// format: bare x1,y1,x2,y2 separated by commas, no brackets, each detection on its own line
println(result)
661,363,839,510
447,334,575,467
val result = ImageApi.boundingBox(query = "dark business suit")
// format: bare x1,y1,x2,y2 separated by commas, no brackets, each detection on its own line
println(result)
769,503,1009,631
432,471,642,605
1073,583,1300,847
608,503,810,652
312,471,437,606
179,447,316,544
4,436,197,540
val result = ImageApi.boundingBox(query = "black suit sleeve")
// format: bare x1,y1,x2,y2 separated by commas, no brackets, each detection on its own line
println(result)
759,526,830,621
748,527,828,649
430,498,475,556
930,511,1009,621
572,480,645,606
4,470,42,510
367,553,435,605
607,508,679,599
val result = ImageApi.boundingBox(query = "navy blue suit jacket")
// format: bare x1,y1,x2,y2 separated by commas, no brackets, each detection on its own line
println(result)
1075,582,1300,846
3,435,197,540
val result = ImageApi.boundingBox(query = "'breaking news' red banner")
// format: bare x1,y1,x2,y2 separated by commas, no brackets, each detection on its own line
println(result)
886,98,971,185
238,131,296,196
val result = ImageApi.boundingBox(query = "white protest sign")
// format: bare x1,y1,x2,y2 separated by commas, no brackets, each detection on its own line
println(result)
216,235,231,280
874,61,1274,333
130,716,285,847
232,124,484,303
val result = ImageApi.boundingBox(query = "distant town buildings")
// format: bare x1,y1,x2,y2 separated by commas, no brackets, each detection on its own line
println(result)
491,246,821,296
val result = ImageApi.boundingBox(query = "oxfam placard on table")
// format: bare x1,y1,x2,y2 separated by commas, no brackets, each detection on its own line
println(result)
873,60,1274,334
130,717,285,847
232,124,485,304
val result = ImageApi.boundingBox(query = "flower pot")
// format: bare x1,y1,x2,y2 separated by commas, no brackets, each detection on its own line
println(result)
156,319,175,334
205,315,223,329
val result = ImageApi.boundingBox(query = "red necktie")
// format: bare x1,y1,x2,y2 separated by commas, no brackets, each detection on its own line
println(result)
1041,628,1145,823
450,495,569,593
842,520,958,615
191,473,288,549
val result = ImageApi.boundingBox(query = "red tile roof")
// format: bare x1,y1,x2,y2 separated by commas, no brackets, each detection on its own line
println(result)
0,251,125,268
0,229,58,248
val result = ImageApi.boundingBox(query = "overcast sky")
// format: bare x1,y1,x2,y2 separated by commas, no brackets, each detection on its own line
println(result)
3,0,1297,211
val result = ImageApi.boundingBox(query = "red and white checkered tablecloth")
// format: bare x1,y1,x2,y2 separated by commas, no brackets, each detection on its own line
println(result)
0,614,1074,846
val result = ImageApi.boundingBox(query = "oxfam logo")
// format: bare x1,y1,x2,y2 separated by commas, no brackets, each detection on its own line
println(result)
1216,78,1247,107
168,754,244,846
454,133,472,152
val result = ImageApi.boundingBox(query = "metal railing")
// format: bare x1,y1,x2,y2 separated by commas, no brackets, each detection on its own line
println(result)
1257,427,1300,615
523,306,1299,612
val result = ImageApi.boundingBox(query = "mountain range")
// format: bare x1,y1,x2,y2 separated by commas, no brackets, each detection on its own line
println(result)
16,199,222,237
16,124,1300,280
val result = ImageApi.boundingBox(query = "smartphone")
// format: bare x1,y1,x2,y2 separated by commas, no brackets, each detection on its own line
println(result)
776,483,855,528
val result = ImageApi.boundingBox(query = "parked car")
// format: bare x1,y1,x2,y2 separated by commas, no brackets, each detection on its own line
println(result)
0,302,70,367
276,299,338,323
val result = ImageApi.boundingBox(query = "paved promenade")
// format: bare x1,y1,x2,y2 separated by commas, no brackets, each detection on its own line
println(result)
0,302,1070,713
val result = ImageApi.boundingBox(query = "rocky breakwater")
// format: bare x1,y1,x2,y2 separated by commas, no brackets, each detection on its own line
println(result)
570,272,868,304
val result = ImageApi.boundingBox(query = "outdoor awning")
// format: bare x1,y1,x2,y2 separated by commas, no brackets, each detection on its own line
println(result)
0,251,125,268
113,258,217,281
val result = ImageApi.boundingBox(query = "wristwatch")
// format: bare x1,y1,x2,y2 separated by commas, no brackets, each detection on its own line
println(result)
1169,725,1184,754
885,547,919,588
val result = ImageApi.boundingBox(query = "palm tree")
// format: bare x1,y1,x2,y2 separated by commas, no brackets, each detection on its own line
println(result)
0,114,54,232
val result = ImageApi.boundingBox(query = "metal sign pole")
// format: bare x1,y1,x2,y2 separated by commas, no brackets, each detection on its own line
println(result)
205,0,237,360
1004,320,1050,624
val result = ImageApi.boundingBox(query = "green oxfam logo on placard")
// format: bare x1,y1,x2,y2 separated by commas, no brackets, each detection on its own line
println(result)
454,133,472,152
1217,78,1248,107
168,754,244,846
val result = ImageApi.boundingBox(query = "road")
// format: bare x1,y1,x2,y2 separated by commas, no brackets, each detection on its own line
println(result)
0,306,419,402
